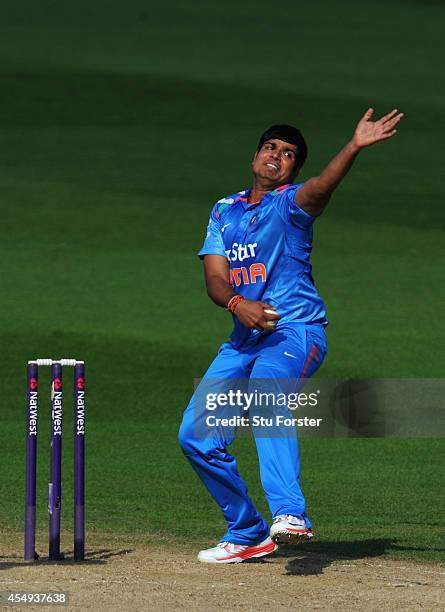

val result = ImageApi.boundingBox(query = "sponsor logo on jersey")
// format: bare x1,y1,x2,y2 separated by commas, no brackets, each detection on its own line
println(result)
225,242,258,262
230,263,267,287
225,242,267,287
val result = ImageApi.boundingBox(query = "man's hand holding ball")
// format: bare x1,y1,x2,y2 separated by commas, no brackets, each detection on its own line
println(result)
228,296,280,331
263,308,279,329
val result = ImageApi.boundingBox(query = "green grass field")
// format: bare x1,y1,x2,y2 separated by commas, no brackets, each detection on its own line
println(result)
1,0,444,564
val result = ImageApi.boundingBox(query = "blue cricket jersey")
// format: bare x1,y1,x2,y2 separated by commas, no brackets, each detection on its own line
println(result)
198,183,328,348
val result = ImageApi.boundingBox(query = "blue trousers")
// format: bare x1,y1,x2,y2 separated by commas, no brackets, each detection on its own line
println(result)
178,323,327,545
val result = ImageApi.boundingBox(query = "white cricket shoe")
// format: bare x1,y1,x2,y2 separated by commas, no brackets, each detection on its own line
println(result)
198,536,278,564
270,514,314,543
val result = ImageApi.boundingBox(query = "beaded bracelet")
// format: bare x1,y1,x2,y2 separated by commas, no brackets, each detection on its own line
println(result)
227,295,245,314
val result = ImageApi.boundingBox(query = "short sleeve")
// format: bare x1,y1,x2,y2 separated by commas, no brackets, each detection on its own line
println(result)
277,183,316,229
198,205,227,260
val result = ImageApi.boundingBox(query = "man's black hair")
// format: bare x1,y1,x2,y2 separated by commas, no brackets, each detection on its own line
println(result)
257,124,308,168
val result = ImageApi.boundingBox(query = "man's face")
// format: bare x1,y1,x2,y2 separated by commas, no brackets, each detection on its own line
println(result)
252,139,299,185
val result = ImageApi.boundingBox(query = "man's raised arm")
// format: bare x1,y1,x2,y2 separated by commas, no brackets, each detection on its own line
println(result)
296,108,404,217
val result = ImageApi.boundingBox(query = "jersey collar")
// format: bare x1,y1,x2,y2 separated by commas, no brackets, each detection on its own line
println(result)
237,184,291,210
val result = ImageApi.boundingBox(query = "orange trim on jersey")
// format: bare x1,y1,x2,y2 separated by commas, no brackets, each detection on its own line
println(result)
301,344,319,379
239,196,260,205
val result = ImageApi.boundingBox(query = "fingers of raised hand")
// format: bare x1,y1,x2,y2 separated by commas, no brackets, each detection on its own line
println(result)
361,107,374,122
379,108,398,124
383,112,404,131
380,109,403,125
380,129,398,140
377,112,403,140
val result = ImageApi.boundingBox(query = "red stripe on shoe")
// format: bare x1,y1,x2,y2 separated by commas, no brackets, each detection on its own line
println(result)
216,541,276,561
238,541,277,559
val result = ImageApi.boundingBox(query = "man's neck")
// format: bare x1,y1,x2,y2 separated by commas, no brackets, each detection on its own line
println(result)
247,179,286,204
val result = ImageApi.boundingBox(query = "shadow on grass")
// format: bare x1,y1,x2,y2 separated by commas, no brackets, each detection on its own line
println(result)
268,538,443,576
0,548,133,570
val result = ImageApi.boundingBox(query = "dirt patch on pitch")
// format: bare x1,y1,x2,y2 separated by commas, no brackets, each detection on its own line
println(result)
1,540,444,611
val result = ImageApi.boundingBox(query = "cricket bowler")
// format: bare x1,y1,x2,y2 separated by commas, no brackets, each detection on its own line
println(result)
179,108,404,563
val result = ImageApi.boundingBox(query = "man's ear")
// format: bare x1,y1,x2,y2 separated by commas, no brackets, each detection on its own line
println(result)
252,151,258,164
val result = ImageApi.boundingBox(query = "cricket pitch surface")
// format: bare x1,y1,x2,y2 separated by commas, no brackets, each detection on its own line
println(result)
1,539,444,610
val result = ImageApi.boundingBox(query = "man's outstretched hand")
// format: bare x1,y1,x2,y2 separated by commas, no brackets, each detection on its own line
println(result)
353,108,404,149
